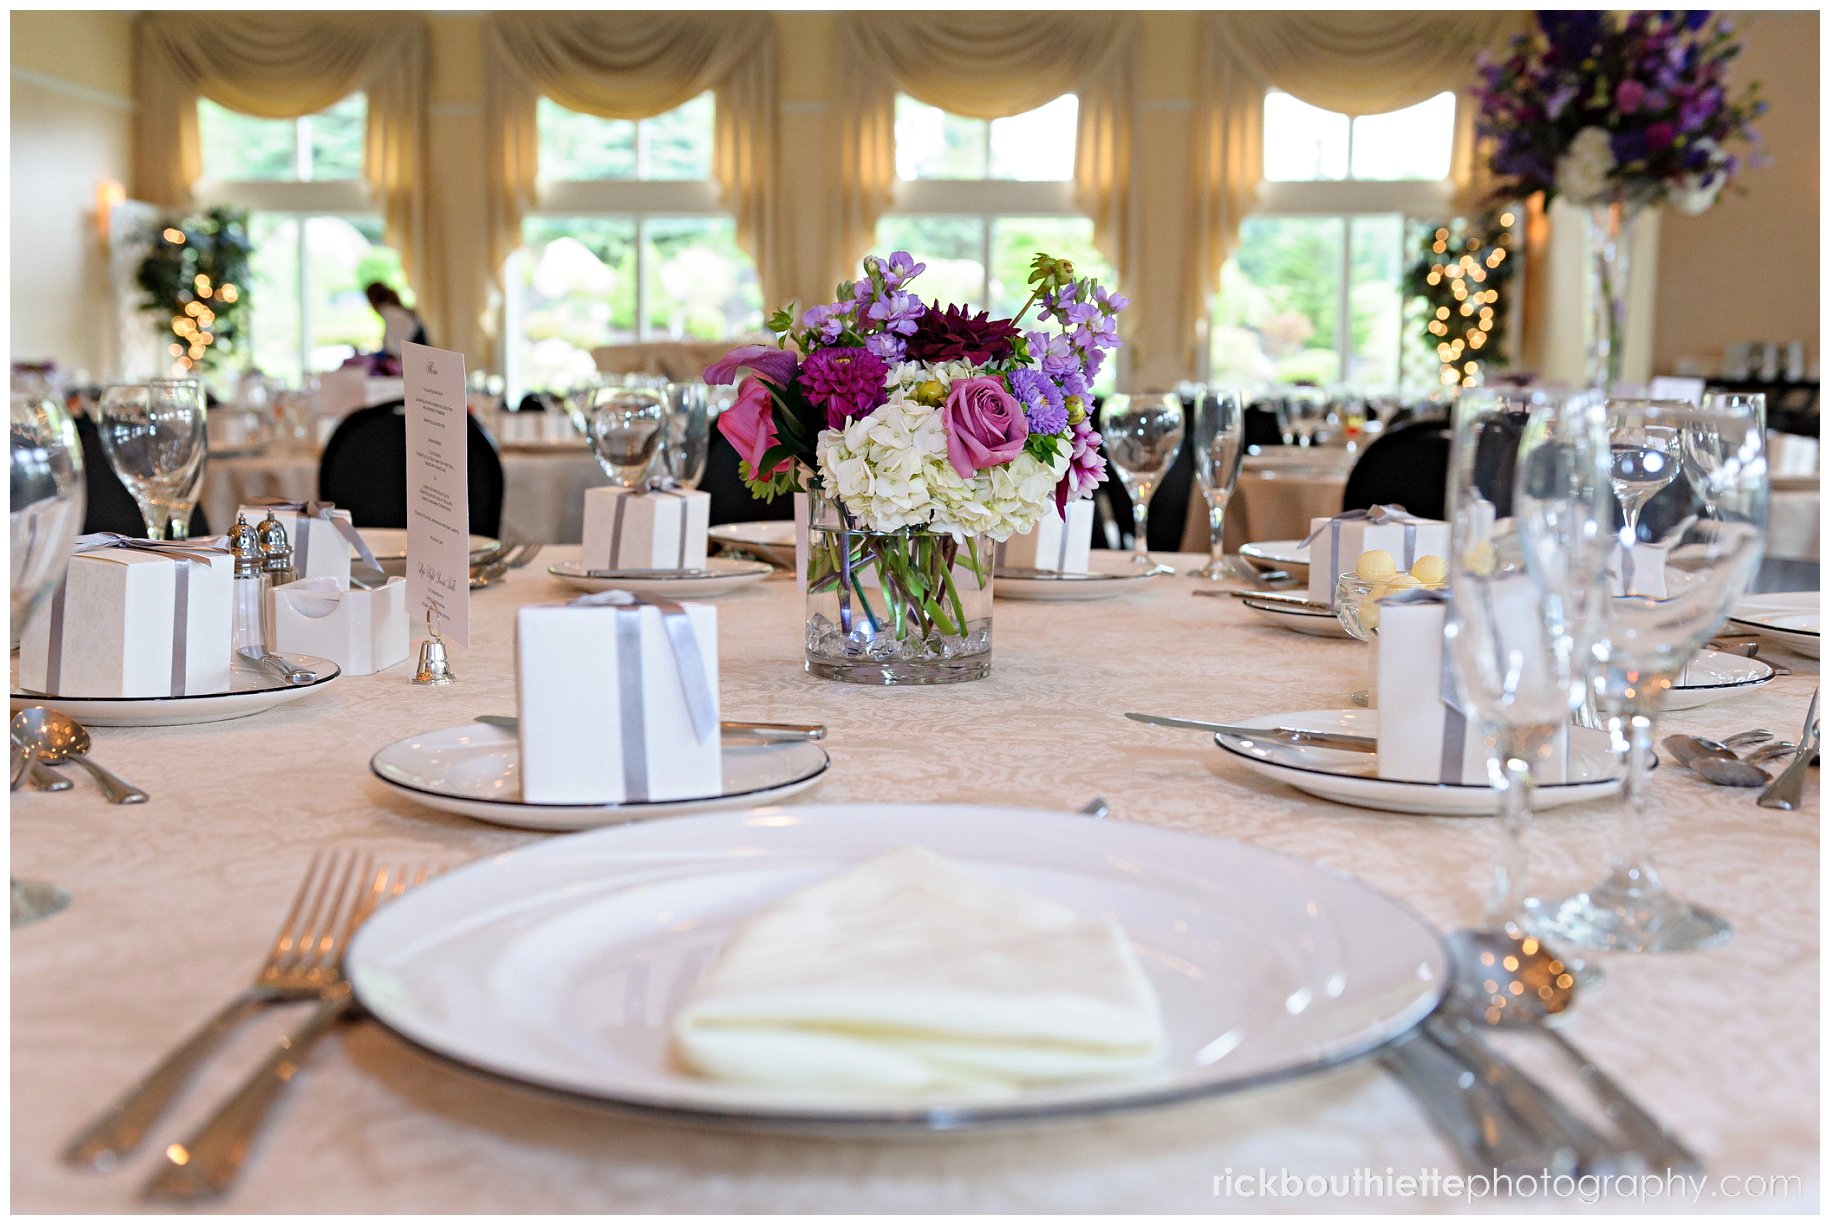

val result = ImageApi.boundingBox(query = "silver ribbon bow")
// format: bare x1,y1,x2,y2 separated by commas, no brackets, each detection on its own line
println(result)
606,476,690,570
1303,504,1422,584
52,535,233,696
241,498,381,575
1378,586,1470,782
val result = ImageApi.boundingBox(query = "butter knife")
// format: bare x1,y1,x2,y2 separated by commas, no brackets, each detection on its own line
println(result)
475,714,826,741
1124,712,1375,752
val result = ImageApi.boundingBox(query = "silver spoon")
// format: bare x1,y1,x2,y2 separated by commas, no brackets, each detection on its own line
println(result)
1446,928,1699,1175
1660,729,1772,767
1691,755,1770,787
1078,796,1110,820
10,708,147,804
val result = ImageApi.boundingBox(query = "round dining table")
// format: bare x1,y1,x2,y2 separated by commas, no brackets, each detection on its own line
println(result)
12,547,1817,1212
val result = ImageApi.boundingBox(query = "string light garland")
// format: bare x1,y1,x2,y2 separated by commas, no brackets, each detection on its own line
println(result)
1403,210,1517,388
136,206,252,375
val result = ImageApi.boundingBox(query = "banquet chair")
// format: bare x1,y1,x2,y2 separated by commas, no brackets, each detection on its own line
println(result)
317,401,505,538
74,414,212,538
700,430,795,526
1094,399,1195,554
1339,419,1453,521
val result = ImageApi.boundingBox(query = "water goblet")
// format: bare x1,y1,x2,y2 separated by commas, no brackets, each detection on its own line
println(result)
1188,386,1244,579
588,386,666,488
1281,389,1329,447
95,380,206,540
1536,398,1769,953
1101,393,1184,571
662,382,712,489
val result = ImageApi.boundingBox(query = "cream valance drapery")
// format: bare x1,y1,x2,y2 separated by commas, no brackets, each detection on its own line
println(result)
133,14,435,345
481,13,784,323
1189,12,1520,354
830,14,1140,308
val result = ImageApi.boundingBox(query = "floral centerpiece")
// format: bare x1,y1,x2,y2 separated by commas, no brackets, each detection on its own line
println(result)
705,251,1124,683
1472,11,1766,387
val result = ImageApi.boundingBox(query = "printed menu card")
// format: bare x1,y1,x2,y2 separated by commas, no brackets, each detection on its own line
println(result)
403,342,470,646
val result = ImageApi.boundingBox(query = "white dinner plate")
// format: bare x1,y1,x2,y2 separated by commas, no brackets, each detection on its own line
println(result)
1214,710,1624,816
497,437,587,454
369,722,830,830
352,529,502,576
709,521,797,568
346,803,1447,1131
1239,596,1350,638
994,569,1158,601
1664,648,1777,711
1238,539,1311,578
1727,591,1821,660
10,654,342,727
547,558,775,599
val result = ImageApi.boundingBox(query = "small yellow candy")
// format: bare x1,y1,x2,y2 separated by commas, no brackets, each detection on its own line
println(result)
1359,600,1381,631
1355,548,1398,582
1409,554,1448,585
1464,541,1499,577
1384,572,1421,591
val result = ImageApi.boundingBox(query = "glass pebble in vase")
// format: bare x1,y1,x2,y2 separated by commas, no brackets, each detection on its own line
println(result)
804,485,994,685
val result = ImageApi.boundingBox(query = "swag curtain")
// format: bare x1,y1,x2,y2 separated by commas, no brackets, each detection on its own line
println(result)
1189,12,1519,349
831,14,1140,327
133,14,436,344
481,12,784,322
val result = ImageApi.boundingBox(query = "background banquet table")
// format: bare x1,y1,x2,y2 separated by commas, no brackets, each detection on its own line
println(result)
12,551,1818,1212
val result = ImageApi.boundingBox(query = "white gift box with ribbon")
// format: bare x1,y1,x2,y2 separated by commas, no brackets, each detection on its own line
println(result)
267,576,409,676
995,499,1094,573
19,535,234,698
236,500,379,585
515,592,722,804
581,482,711,572
1305,506,1451,606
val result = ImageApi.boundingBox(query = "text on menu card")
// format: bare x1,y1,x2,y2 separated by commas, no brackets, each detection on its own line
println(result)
404,341,471,646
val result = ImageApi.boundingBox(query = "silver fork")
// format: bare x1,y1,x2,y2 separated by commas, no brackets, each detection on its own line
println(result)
62,852,376,1170
1758,688,1820,811
142,861,432,1202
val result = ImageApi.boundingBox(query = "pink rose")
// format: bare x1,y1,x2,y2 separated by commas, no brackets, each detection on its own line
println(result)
941,376,1028,478
717,377,790,478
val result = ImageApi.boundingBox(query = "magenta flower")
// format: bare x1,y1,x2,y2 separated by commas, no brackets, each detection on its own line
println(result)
1616,79,1648,114
799,347,888,429
1056,418,1107,514
704,344,797,389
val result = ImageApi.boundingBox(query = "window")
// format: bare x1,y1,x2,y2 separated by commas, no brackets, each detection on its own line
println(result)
876,95,1114,336
508,94,762,398
196,94,405,383
1210,92,1457,391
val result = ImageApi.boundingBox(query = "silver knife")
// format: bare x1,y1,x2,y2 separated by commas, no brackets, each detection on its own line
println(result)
475,714,826,741
1124,711,1375,752
1198,588,1337,613
582,567,720,580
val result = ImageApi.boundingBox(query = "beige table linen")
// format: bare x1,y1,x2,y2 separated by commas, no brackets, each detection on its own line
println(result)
13,550,1818,1212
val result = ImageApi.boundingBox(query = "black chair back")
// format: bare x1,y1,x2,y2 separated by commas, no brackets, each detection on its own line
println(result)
1092,397,1194,553
1340,419,1453,521
74,415,212,538
317,401,505,537
699,430,797,526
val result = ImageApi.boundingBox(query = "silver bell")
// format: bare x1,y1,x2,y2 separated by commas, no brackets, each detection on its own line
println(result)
411,609,456,685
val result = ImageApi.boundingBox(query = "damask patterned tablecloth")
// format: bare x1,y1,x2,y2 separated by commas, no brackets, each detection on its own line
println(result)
11,551,1819,1212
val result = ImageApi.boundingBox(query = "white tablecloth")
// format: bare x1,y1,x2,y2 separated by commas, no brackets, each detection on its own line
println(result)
13,552,1818,1212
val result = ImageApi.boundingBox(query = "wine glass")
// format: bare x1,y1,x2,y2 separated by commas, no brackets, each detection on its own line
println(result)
588,385,666,488
1445,390,1613,944
95,380,207,540
10,391,86,926
1101,393,1184,571
662,382,712,489
1536,399,1769,953
1280,389,1329,447
1187,386,1244,579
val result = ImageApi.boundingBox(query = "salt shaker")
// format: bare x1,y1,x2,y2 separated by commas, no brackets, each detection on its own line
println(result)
228,514,268,653
256,510,297,588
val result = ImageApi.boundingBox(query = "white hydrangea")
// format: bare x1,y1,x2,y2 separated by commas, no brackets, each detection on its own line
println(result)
1672,140,1725,215
1555,126,1617,205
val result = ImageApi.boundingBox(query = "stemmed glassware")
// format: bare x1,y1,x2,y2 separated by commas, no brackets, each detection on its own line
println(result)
1187,386,1244,579
10,391,86,925
1101,393,1184,572
587,385,666,488
1535,398,1769,953
1277,389,1329,447
95,380,207,540
661,382,712,489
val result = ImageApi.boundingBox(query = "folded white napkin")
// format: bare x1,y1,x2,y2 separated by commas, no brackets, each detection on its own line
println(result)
672,846,1168,1096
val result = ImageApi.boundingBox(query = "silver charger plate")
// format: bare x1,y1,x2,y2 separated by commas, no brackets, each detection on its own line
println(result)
994,568,1157,601
369,722,830,830
708,521,797,569
548,558,775,599
344,803,1447,1133
10,654,343,727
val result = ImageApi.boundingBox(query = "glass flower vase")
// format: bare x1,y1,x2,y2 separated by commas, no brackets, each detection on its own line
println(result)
804,485,994,684
1587,201,1643,392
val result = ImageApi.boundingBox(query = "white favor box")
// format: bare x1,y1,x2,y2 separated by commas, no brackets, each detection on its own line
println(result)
515,599,722,803
19,547,233,697
1607,540,1671,598
236,503,356,584
996,500,1094,573
1306,512,1451,606
581,487,711,572
267,576,409,676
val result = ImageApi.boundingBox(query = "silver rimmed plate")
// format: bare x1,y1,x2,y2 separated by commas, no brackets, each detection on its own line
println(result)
369,722,830,830
1239,595,1349,638
10,654,342,727
1727,592,1821,660
1665,648,1778,711
352,528,502,577
548,558,774,599
345,803,1447,1133
1238,539,1311,578
709,521,797,569
994,568,1157,601
1215,709,1624,816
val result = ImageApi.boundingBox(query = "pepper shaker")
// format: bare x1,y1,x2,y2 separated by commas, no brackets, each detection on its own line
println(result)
256,510,297,588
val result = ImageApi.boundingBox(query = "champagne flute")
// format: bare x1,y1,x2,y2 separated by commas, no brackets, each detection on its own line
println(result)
95,380,206,540
1187,386,1245,579
588,386,665,488
662,382,712,489
1537,399,1769,953
10,391,86,925
1101,393,1184,571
